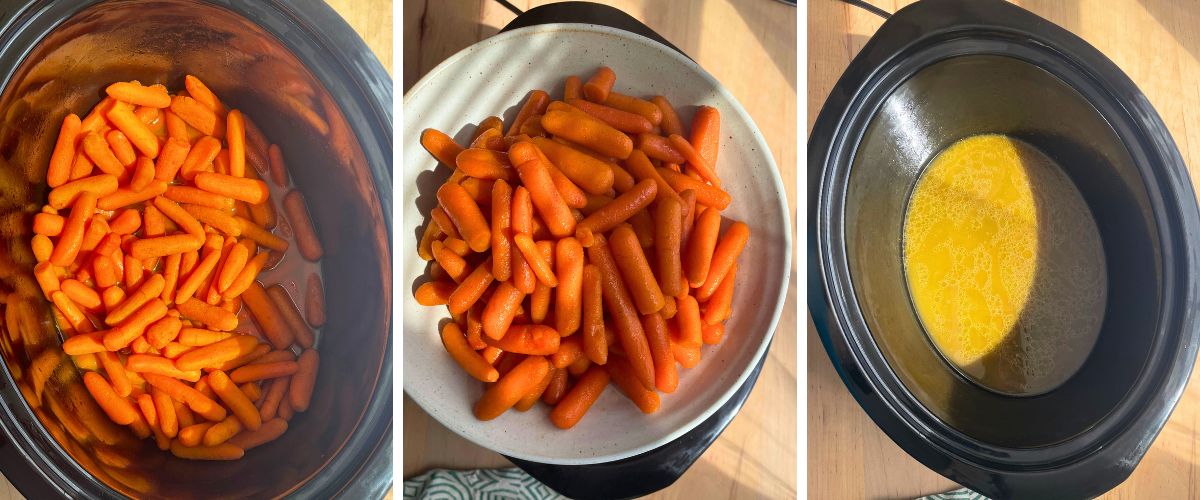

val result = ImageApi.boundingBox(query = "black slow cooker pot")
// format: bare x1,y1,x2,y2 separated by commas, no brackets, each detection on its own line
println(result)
0,0,391,498
809,0,1200,498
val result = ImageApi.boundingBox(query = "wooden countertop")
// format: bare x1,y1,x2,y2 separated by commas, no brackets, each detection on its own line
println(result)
0,1,393,498
403,1,798,498
808,0,1200,498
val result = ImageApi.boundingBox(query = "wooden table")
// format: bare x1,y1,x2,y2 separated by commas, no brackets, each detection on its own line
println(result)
403,1,798,498
809,0,1200,498
0,1,392,498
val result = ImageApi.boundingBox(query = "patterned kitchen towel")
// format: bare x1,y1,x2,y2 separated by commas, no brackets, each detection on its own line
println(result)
918,488,991,500
403,468,566,500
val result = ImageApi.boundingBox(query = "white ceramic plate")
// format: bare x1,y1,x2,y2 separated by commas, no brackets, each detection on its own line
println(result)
402,24,791,465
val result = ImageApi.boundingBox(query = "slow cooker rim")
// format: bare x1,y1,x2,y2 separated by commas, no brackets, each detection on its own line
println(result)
809,0,1200,496
0,0,394,498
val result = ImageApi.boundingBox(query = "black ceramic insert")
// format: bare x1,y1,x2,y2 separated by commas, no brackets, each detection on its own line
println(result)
498,3,771,499
810,0,1200,498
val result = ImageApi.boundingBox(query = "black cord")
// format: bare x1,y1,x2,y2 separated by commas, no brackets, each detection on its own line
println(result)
494,0,524,16
836,0,891,19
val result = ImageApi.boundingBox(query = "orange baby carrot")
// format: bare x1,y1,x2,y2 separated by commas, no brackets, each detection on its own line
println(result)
610,163,636,193
583,67,616,103
609,224,665,314
437,182,491,253
306,273,325,328
656,167,730,210
654,195,683,297
651,96,683,137
287,349,318,412
455,148,515,181
529,137,613,195
96,181,169,212
106,82,171,108
61,279,101,309
258,377,289,421
416,281,455,306
563,75,583,101
587,236,654,389
109,208,141,235
603,92,662,126
152,387,178,438
448,257,494,315
635,133,686,164
490,179,513,281
431,240,469,283
541,368,569,405
48,174,118,209
47,114,81,188
512,234,558,287
183,75,226,116
566,98,653,134
514,369,555,411
696,221,750,300
685,208,722,287
554,237,584,336
229,361,299,383
474,355,549,420
146,315,183,349
194,172,268,204
578,264,607,364
98,351,133,397
215,240,249,291
129,354,199,381
485,324,560,355
174,236,222,303
606,356,661,413
668,134,720,187
225,110,246,177
178,328,233,347
129,234,203,261
34,262,60,298
482,281,525,340
623,149,681,205
81,215,109,251
171,441,243,461
242,282,294,350
550,336,584,369
107,102,159,158
145,372,226,422
267,285,315,349
235,216,288,252
677,295,703,351
550,365,609,429
267,144,289,186
643,312,678,393
209,370,261,431
105,130,136,168
153,196,205,236
228,418,287,450
689,105,721,168
170,96,220,136
177,136,220,181
104,298,168,350
83,372,139,425
81,132,125,176
177,299,238,331
50,191,96,267
202,415,242,446
421,128,464,167
63,331,106,355
282,190,323,261
32,235,53,262
541,110,633,159
442,323,499,382
575,178,656,236
506,90,550,137
153,137,190,181
513,157,575,237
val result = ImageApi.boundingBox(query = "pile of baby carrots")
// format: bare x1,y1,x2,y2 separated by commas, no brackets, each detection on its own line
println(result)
33,76,324,460
416,66,750,429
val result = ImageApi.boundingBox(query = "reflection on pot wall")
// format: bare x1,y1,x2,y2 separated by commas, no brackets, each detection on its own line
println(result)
0,1,389,498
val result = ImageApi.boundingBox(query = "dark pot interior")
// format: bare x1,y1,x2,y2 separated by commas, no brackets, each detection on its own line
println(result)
845,54,1160,447
0,0,391,498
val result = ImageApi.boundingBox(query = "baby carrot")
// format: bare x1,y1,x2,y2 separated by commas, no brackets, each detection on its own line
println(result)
482,281,525,340
603,92,662,126
651,96,683,137
668,134,720,187
685,208,722,287
108,130,141,168
183,75,227,116
636,133,686,164
202,415,242,446
624,149,681,205
228,418,287,450
225,110,246,177
513,156,576,237
229,361,299,384
170,96,219,136
176,422,215,447
437,182,491,253
267,285,315,349
145,315,183,349
442,323,499,382
611,163,635,193
306,273,325,328
455,148,515,181
656,167,730,210
104,298,168,350
474,355,549,420
506,90,550,137
32,235,53,262
689,105,721,167
529,137,613,195
512,234,557,287
83,372,138,425
587,236,654,389
575,178,656,236
282,190,323,261
209,370,261,431
485,324,560,355
514,369,555,412
47,114,81,187
242,282,294,350
50,191,97,267
171,441,243,461
258,377,289,421
541,110,633,159
152,388,178,438
549,365,609,429
609,224,665,314
98,351,133,397
61,279,100,310
194,172,269,204
490,180,513,281
215,240,249,291
582,67,615,103
550,336,584,369
564,76,582,101
580,264,607,365
643,312,678,393
567,99,653,134
421,128,464,167
554,237,584,336
541,368,569,405
48,174,118,209
106,82,171,108
176,299,238,331
448,257,494,315
654,195,684,297
416,281,455,306
288,349,318,412
606,356,661,413
107,104,159,158
81,131,125,176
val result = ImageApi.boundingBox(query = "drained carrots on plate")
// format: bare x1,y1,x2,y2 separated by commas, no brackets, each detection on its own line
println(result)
37,76,327,460
416,66,750,429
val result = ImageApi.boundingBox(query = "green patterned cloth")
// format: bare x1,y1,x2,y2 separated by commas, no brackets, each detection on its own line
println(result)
918,488,991,500
403,468,566,500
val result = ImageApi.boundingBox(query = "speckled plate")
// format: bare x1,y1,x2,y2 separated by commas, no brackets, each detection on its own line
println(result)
402,23,790,465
